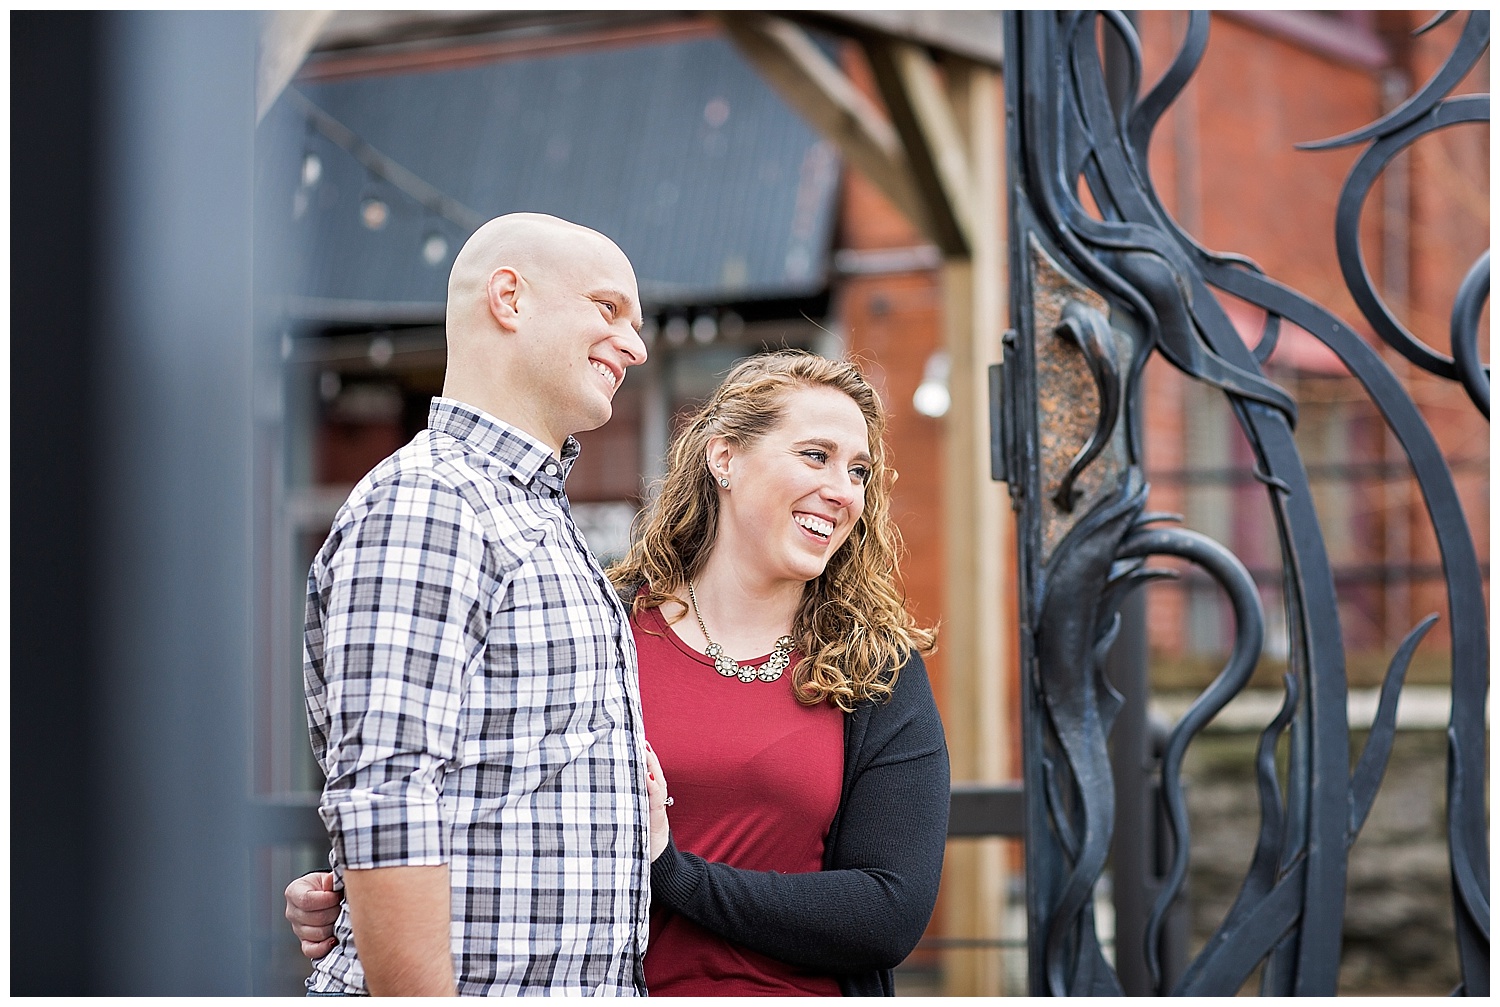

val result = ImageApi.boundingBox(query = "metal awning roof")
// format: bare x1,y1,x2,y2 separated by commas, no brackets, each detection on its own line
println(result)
258,28,843,321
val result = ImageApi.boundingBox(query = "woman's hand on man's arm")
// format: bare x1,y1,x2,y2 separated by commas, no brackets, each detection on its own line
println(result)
285,871,340,960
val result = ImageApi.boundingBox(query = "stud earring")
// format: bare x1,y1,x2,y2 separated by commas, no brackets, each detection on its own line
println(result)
718,476,729,488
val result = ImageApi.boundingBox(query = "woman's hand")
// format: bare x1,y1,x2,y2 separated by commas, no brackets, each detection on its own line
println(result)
285,871,341,960
645,741,671,861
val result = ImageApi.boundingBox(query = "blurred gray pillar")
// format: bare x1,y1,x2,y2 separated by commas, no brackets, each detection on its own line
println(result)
94,11,258,993
91,13,256,990
13,11,259,994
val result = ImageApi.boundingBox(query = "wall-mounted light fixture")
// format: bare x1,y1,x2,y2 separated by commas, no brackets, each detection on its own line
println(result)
912,350,951,418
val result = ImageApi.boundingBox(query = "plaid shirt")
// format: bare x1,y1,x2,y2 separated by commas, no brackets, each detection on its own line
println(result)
303,397,649,996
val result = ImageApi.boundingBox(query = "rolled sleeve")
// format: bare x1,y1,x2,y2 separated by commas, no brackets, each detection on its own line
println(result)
316,473,491,870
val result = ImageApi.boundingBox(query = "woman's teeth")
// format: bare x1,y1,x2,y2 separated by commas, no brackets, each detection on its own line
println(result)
794,514,833,539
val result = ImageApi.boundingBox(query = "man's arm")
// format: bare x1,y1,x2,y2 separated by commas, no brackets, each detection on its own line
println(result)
342,865,456,996
313,472,493,993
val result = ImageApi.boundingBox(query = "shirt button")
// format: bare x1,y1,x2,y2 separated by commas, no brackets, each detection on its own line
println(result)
544,463,558,477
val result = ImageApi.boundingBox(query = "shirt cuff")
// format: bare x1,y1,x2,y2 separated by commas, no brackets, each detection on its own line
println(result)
320,792,449,870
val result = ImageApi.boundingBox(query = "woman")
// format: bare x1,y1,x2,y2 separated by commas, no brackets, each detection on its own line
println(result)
287,350,950,996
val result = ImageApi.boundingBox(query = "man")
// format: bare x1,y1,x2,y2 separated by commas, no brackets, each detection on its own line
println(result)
298,213,651,995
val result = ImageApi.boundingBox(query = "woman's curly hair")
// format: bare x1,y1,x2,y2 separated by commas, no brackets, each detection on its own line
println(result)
607,349,935,711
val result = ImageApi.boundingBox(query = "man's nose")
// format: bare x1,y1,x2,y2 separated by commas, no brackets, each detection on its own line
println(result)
618,325,648,367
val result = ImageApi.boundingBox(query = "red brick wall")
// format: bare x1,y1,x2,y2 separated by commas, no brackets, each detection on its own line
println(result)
1130,11,1488,669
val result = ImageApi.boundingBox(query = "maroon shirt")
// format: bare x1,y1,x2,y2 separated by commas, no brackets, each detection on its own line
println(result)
633,603,845,996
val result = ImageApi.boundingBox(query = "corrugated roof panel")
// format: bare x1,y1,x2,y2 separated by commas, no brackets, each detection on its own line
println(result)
261,33,842,314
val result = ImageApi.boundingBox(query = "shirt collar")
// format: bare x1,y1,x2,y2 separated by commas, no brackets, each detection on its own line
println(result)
427,396,580,494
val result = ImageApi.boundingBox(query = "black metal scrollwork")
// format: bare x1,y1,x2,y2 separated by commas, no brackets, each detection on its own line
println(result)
1001,10,1489,996
1052,302,1122,512
1452,250,1490,417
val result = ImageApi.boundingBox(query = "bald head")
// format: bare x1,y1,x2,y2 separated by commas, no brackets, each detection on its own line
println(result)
447,213,625,333
439,212,647,452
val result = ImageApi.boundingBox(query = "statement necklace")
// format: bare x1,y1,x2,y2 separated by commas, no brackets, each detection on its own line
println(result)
687,581,795,683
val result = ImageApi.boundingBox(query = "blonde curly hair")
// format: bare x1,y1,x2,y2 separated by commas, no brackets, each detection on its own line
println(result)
607,349,935,711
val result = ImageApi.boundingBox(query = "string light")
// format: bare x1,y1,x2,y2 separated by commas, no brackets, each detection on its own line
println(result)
421,231,449,266
360,196,389,230
691,314,717,344
301,151,323,188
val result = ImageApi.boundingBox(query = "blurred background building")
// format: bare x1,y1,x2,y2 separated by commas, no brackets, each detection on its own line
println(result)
12,10,1486,996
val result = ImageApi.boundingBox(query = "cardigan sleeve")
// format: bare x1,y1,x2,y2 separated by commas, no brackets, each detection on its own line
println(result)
649,652,950,972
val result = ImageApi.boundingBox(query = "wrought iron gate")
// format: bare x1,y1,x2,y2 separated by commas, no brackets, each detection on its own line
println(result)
996,11,1488,995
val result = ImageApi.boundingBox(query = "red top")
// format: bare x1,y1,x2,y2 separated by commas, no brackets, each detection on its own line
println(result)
633,603,845,997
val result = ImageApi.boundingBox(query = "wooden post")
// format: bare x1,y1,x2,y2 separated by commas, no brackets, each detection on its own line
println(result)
715,17,1017,991
938,61,1013,997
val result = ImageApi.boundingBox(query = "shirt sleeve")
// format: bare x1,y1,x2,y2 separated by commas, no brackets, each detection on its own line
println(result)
315,471,493,871
648,652,950,972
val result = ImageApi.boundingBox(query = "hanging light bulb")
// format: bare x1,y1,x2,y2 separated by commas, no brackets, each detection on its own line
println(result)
368,334,395,368
294,143,323,221
301,151,323,188
360,196,389,230
421,231,449,266
691,313,718,344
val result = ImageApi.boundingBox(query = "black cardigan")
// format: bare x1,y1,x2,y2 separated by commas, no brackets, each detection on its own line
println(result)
648,651,950,996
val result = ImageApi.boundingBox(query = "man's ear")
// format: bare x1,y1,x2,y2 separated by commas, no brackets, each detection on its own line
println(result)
705,435,734,485
486,266,522,332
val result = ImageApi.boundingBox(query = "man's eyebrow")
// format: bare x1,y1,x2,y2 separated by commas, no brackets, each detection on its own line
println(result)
591,288,643,333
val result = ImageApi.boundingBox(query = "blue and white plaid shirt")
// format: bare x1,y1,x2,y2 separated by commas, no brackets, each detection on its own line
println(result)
304,397,649,996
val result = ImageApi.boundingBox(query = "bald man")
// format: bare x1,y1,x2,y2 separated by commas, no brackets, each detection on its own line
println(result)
299,214,652,996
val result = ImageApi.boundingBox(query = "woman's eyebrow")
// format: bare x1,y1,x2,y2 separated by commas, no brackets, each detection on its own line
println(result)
794,437,872,463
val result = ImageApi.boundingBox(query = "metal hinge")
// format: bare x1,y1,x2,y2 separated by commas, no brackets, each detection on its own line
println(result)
989,329,1021,494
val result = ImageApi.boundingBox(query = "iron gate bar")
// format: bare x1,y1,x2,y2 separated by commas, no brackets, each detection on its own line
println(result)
998,10,1489,996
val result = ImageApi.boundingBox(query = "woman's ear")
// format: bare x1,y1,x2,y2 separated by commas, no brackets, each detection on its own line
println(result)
705,435,733,487
486,266,522,331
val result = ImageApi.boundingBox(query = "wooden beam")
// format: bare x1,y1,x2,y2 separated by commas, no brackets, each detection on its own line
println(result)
712,12,933,240
257,10,334,121
310,10,685,54
862,38,974,256
795,11,1006,69
889,42,977,254
300,12,711,81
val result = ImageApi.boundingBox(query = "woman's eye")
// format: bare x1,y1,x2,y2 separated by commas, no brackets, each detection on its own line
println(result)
801,450,828,464
850,466,870,485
